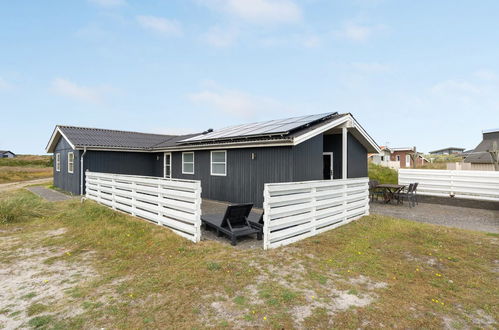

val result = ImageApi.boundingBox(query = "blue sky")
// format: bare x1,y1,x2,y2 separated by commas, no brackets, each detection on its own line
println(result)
1,0,498,154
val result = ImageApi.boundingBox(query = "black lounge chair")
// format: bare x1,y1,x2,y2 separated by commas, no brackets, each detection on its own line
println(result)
202,204,261,246
248,211,264,233
395,183,416,207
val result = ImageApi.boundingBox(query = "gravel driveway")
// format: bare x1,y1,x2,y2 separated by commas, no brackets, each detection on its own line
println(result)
370,202,499,233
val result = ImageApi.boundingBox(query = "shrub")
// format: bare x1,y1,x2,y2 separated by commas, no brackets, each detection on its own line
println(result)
0,192,47,224
368,162,398,184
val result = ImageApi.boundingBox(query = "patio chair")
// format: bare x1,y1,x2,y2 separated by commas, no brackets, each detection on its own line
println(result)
413,182,419,205
368,180,384,202
395,183,416,207
248,211,264,234
202,203,262,246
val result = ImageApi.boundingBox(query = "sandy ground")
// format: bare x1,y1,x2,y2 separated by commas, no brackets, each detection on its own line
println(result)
0,227,97,329
0,178,52,193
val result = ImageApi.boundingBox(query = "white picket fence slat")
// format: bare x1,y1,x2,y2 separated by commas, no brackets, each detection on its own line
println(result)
262,177,369,250
85,171,202,243
398,169,499,202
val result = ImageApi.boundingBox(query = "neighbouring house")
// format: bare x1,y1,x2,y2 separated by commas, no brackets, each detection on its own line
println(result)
389,147,429,168
369,146,428,169
429,147,466,155
368,146,399,169
464,128,499,171
0,150,16,158
45,112,380,206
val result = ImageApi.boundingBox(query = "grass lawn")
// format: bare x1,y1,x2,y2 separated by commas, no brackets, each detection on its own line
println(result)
0,190,497,329
0,155,52,184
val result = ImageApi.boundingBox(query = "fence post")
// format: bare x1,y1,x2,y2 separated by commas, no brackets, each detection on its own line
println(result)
131,179,136,217
364,178,370,216
310,185,317,235
449,170,455,197
194,181,202,243
262,185,271,250
111,176,117,210
342,180,348,222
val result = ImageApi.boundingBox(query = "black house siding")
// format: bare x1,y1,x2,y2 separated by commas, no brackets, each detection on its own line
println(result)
81,151,162,194
171,147,293,207
292,134,323,182
53,137,80,195
323,133,368,179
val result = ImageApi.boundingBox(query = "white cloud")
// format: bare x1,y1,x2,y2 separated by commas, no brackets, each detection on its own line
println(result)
474,69,497,81
136,16,182,36
302,35,321,48
199,0,302,25
88,0,125,7
334,22,385,42
188,83,291,118
203,26,239,47
52,78,108,103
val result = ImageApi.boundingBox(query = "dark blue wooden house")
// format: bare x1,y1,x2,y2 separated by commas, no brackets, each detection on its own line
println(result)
46,112,380,206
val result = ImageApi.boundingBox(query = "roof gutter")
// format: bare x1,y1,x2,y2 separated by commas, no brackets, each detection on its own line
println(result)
80,147,87,195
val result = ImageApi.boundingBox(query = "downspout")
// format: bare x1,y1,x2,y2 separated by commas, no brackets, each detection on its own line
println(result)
80,147,87,195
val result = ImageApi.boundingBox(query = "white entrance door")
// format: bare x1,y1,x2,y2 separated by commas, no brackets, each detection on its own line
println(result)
323,152,333,180
164,153,172,178
405,154,411,168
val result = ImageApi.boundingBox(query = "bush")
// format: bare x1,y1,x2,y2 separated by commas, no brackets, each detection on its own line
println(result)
0,192,48,224
368,162,398,184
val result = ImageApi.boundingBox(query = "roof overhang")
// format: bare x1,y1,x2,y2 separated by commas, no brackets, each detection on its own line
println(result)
45,126,76,153
293,114,381,153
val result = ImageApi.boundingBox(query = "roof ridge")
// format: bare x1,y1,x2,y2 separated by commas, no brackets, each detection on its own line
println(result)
57,125,179,137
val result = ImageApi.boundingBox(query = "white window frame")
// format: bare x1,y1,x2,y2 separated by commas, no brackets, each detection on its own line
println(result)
210,150,227,176
55,153,60,172
182,152,194,175
163,152,172,178
67,152,74,174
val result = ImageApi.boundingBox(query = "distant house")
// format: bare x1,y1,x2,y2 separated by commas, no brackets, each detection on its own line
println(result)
369,146,428,169
464,128,499,170
0,150,15,158
429,147,465,155
45,112,380,206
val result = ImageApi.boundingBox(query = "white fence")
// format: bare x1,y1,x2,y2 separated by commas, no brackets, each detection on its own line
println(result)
399,169,499,202
85,171,202,242
262,177,369,250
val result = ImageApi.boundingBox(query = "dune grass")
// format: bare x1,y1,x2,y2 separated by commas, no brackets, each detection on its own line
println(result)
368,162,398,184
0,155,52,184
0,190,497,329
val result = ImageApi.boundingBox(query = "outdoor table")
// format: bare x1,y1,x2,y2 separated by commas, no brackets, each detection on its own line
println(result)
376,184,406,204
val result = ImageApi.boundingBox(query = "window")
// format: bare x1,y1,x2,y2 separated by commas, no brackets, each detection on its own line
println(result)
164,153,172,178
396,155,400,161
55,153,60,172
380,156,384,161
211,150,227,176
68,152,74,174
182,152,194,174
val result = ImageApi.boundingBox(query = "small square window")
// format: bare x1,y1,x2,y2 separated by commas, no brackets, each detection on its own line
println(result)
211,151,226,176
182,152,194,174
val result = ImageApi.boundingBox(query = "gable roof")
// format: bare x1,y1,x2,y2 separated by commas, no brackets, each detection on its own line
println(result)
464,135,499,164
46,112,380,153
0,150,15,155
45,126,197,153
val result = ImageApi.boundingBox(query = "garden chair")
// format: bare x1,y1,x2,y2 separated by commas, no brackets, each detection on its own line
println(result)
368,180,384,202
202,204,262,246
248,211,264,235
395,183,416,207
413,182,419,205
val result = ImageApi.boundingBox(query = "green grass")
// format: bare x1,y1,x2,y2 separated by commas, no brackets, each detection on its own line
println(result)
1,189,497,329
368,162,398,184
0,191,49,224
0,155,52,168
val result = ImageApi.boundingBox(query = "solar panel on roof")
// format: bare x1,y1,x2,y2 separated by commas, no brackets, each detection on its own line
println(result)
179,112,336,143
